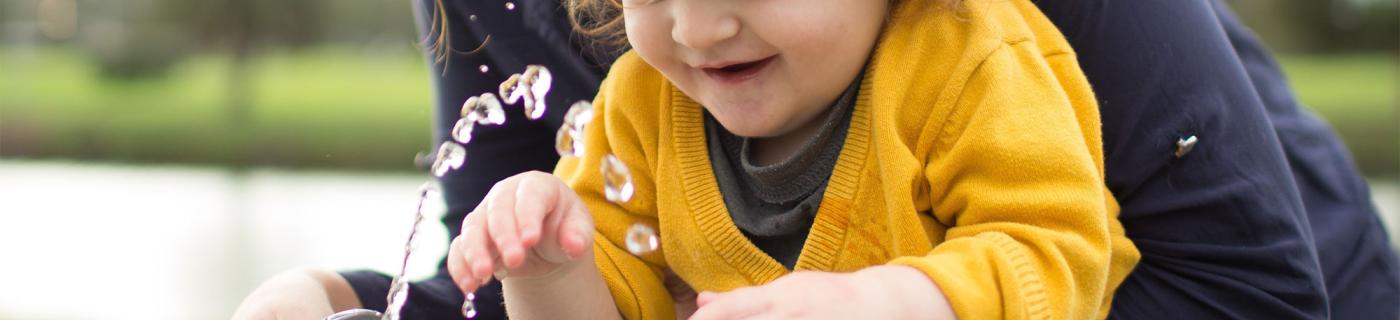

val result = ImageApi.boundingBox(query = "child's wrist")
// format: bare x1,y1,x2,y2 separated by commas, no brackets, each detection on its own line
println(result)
853,265,957,319
502,246,597,289
500,247,622,320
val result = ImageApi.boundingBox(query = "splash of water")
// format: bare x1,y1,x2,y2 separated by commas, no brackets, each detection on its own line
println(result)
383,183,437,319
452,118,475,144
431,142,467,178
521,65,552,120
477,93,507,126
461,292,478,318
499,74,525,105
497,65,554,120
556,100,594,157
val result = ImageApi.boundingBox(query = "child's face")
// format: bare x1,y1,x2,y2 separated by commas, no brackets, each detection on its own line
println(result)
623,0,888,138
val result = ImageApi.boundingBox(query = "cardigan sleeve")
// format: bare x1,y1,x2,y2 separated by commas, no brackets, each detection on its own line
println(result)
553,54,677,320
889,41,1138,319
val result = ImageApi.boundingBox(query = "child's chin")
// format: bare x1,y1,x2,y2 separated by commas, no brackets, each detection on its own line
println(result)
713,119,782,138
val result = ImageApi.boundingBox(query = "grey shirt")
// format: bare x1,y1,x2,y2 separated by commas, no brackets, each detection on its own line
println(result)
704,80,859,269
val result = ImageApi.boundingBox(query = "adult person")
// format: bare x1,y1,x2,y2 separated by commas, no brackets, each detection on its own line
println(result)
234,0,1398,318
1212,1,1399,317
1035,0,1399,318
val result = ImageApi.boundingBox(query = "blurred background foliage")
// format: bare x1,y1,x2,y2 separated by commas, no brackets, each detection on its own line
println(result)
0,0,1396,177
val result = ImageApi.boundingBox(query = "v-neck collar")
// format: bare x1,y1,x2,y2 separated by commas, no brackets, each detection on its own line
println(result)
667,71,875,283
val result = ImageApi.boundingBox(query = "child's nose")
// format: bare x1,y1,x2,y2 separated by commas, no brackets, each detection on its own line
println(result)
670,4,740,50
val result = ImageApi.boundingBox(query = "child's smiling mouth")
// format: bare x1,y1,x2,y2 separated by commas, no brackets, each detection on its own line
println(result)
699,55,777,85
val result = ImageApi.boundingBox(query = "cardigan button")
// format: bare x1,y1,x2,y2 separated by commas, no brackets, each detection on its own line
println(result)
1174,135,1198,158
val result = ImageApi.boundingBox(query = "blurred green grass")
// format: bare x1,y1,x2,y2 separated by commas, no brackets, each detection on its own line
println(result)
1,46,436,171
1,47,1396,176
1278,54,1398,178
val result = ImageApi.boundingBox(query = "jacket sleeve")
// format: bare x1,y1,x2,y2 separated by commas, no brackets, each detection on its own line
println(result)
1034,0,1334,318
888,40,1138,320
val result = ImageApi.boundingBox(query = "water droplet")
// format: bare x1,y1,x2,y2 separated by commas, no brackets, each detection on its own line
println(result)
385,282,410,320
476,93,506,125
460,95,482,122
525,66,553,97
625,223,659,255
519,93,538,123
478,64,489,73
419,182,446,220
555,125,575,158
432,142,467,177
462,293,478,318
459,92,504,125
556,101,594,158
565,100,595,132
601,154,634,203
505,2,515,10
499,74,525,105
461,94,505,126
521,65,552,120
469,14,478,21
452,118,474,144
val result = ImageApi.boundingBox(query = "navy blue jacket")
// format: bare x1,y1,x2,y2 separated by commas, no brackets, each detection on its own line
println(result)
1036,0,1399,318
341,0,1399,318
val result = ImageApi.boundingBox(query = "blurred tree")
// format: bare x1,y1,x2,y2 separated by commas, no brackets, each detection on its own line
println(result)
1228,0,1398,53
64,0,323,80
157,0,323,123
160,0,322,50
63,0,186,78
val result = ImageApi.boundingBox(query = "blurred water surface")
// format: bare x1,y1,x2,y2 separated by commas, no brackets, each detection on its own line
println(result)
0,160,448,319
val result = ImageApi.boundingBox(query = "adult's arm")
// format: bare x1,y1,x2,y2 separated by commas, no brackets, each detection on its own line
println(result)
1211,1,1400,318
1033,0,1330,318
337,0,610,318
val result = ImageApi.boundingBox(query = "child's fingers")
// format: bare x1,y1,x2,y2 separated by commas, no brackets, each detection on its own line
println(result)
451,191,497,293
512,172,558,249
696,291,717,307
556,185,595,259
463,211,501,286
446,234,478,294
485,183,527,268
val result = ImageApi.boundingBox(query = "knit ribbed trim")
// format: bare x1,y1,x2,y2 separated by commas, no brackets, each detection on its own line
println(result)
671,71,876,281
981,232,1050,319
671,89,786,285
793,74,874,272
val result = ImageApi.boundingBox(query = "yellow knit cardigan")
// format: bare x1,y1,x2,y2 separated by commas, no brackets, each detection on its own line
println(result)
553,0,1140,318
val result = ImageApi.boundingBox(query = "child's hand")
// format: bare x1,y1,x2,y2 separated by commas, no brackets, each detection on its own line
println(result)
689,271,871,320
446,171,595,295
689,266,956,320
